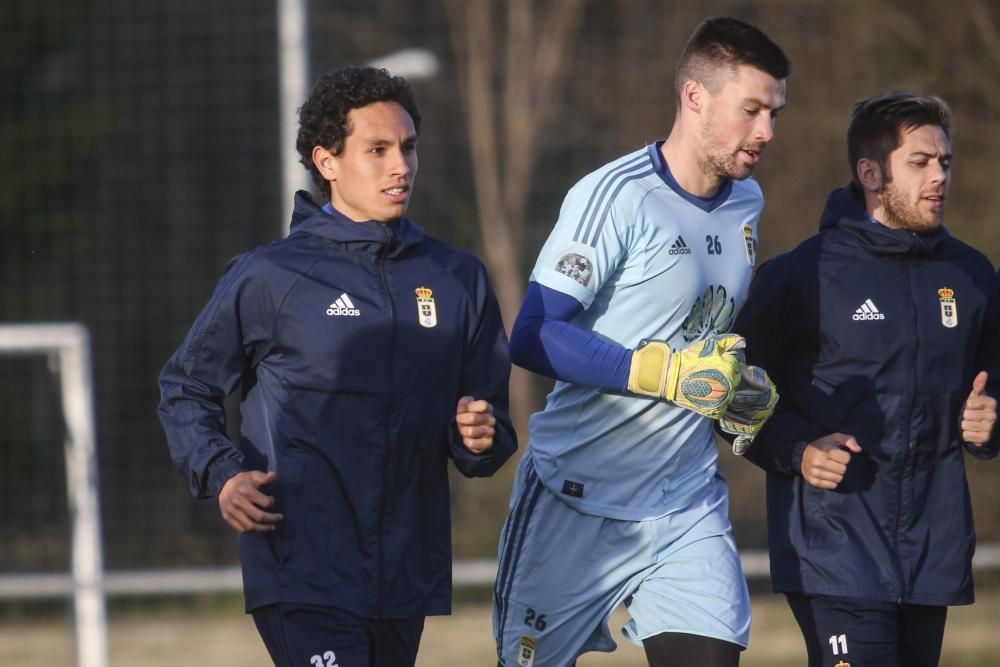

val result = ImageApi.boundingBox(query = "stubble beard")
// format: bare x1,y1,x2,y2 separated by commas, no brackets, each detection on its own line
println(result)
881,181,942,233
699,120,754,182
699,150,749,182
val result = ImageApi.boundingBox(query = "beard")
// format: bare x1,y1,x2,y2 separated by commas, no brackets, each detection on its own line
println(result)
881,181,942,233
698,118,757,182
699,148,752,182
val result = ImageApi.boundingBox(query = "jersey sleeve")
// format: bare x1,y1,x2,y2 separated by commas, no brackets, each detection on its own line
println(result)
447,261,518,477
510,282,632,389
734,256,821,475
529,171,634,308
157,251,273,498
965,268,1000,459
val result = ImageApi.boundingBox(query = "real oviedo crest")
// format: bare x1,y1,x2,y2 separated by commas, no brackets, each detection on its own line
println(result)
741,223,756,267
416,286,438,328
938,287,957,328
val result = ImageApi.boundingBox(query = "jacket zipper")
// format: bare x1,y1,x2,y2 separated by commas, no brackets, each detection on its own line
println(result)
892,258,918,603
375,224,396,618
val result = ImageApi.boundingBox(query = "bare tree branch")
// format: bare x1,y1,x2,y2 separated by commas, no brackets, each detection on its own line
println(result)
443,0,589,432
969,0,1000,71
504,0,534,188
503,0,586,246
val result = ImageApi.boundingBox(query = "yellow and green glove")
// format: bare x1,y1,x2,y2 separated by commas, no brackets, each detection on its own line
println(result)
627,334,746,419
718,365,779,455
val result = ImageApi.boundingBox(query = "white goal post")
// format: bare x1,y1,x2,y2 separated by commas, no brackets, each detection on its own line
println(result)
0,323,107,667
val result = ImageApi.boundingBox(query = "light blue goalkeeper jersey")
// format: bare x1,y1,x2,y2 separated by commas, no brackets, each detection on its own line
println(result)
527,142,763,520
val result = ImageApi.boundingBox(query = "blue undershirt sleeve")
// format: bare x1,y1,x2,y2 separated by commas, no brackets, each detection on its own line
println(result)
509,281,633,391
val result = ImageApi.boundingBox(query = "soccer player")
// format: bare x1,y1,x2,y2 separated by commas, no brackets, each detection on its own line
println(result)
158,66,517,667
493,17,789,667
734,92,1000,666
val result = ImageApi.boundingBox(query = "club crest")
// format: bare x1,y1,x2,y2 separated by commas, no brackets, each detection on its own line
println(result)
742,223,757,266
938,287,957,328
415,286,437,328
517,635,536,667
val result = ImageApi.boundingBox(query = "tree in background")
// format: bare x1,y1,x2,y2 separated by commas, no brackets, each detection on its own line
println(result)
443,0,586,430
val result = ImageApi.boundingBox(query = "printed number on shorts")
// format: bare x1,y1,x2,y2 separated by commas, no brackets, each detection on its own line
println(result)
828,633,848,655
310,650,339,667
524,608,547,631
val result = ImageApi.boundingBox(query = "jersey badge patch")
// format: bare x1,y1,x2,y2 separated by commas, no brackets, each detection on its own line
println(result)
555,252,593,287
938,287,957,328
415,287,438,328
561,480,584,498
741,223,757,266
517,634,536,667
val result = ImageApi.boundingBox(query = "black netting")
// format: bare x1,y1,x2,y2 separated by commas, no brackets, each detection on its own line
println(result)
3,0,1000,578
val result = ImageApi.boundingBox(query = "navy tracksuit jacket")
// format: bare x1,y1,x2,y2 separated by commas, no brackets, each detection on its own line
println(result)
735,186,1000,605
158,192,517,617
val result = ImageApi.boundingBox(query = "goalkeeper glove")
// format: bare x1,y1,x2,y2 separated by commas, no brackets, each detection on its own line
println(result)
627,334,746,419
718,365,779,455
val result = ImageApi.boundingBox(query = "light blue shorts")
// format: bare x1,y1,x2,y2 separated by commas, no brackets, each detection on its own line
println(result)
493,455,750,666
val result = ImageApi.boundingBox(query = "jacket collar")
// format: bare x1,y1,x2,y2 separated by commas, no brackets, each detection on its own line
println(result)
287,191,425,256
819,185,949,257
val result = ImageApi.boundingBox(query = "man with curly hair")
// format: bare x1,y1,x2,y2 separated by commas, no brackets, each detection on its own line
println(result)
158,66,517,666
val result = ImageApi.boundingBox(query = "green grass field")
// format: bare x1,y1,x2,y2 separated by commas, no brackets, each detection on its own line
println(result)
2,591,999,666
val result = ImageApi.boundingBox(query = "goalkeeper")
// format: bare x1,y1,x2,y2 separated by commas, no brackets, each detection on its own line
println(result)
492,17,788,667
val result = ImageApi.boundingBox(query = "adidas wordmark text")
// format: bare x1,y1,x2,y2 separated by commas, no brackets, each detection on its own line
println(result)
853,298,884,321
669,236,691,256
327,293,361,317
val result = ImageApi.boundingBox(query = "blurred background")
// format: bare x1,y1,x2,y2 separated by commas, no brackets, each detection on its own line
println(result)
3,0,1000,665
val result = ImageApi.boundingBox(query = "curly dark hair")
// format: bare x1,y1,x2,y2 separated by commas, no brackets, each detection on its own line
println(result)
296,66,421,198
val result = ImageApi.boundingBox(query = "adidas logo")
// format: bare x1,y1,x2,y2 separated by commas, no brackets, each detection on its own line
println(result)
669,235,691,255
852,298,885,321
326,293,360,317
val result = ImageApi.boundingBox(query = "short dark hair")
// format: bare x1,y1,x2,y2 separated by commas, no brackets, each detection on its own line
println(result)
296,66,421,198
847,91,951,191
675,17,790,102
